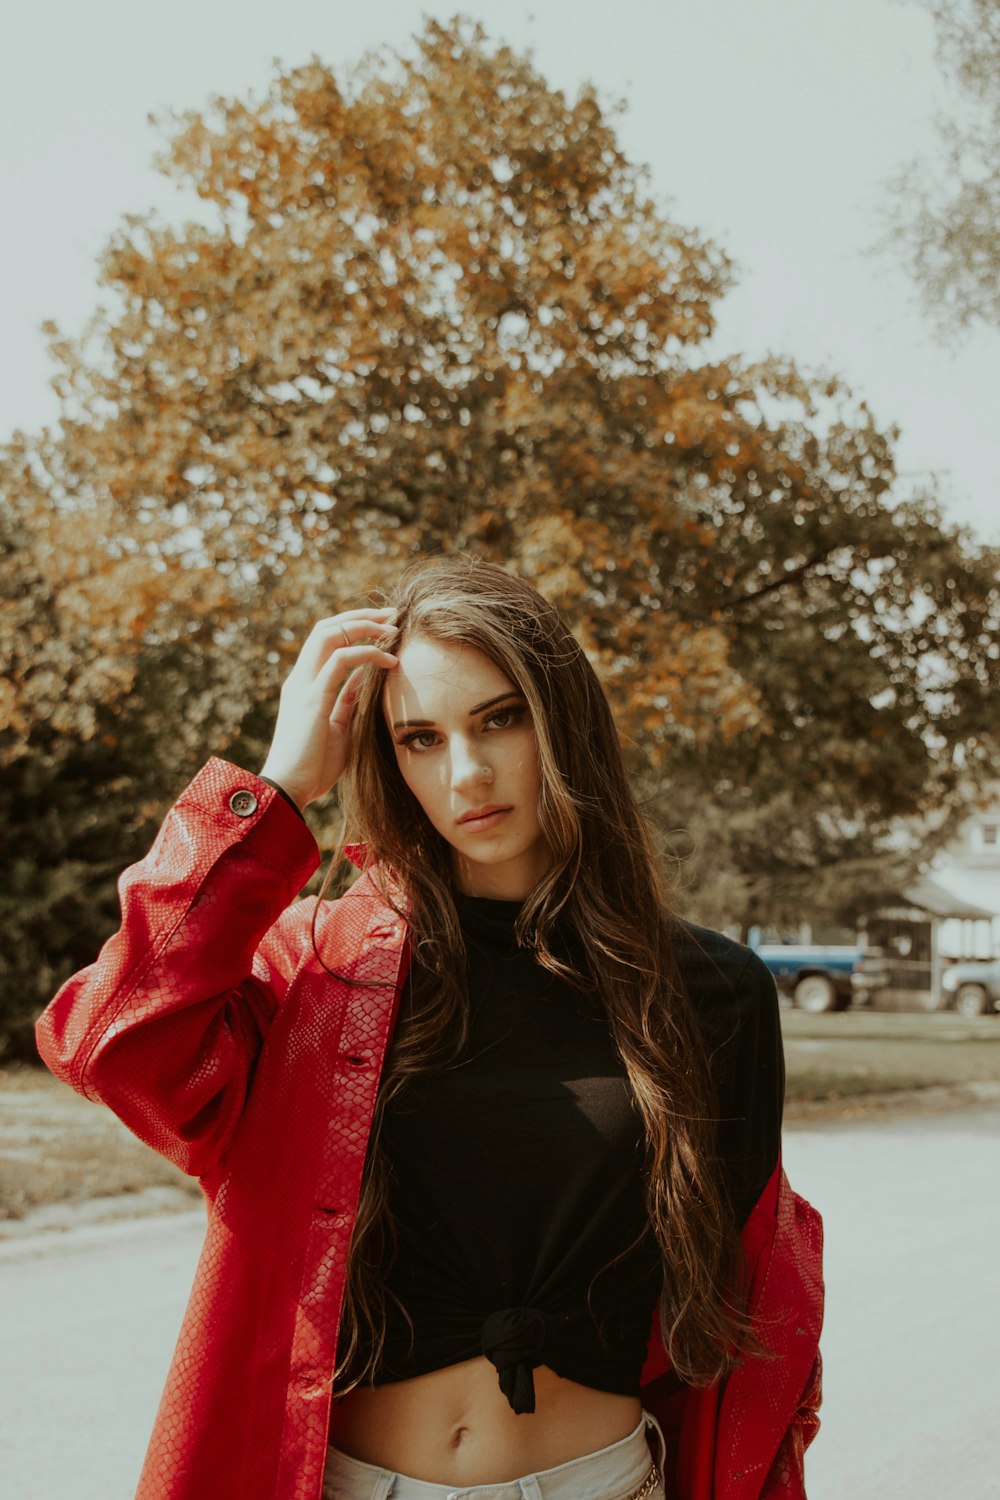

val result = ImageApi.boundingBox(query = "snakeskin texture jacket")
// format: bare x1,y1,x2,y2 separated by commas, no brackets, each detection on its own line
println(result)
35,757,824,1500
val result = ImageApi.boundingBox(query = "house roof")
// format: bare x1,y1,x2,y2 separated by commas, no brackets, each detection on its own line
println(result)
901,876,996,920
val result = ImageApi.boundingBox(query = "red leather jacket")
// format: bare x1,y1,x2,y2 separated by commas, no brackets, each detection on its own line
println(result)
36,758,823,1500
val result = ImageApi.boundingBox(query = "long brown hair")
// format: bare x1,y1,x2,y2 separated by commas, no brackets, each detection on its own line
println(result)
315,555,764,1391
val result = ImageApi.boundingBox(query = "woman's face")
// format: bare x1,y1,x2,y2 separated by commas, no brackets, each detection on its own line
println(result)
382,634,551,900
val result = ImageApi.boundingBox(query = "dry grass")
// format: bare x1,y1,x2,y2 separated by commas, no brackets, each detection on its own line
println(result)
3,1009,999,1227
781,1007,1000,1118
782,1008,1000,1089
0,1064,200,1224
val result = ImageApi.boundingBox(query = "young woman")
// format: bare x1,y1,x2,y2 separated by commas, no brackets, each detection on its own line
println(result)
36,557,823,1500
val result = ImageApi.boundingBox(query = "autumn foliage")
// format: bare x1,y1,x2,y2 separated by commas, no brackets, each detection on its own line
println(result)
2,16,999,1051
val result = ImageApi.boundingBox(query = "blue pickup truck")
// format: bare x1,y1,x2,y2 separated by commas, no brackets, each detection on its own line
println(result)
751,942,889,1013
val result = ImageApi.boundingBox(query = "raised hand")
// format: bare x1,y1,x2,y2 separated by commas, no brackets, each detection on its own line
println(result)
259,608,398,811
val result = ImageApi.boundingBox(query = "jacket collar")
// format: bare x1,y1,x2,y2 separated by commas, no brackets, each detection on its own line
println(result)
343,842,375,871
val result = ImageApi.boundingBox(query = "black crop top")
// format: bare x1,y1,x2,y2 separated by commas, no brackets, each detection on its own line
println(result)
334,894,784,1416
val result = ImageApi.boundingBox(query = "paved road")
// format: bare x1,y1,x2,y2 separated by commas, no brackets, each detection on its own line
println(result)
781,1107,1000,1499
2,1109,998,1499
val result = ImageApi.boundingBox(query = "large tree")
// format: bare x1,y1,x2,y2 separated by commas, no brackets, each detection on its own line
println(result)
882,0,1000,333
3,15,1000,1050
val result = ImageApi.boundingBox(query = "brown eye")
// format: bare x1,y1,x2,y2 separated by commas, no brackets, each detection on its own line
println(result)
485,705,526,730
400,730,438,751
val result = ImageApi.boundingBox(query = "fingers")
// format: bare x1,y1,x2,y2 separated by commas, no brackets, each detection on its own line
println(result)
264,610,399,805
295,610,398,682
310,611,397,645
318,607,396,620
329,666,366,734
312,643,393,704
312,608,396,632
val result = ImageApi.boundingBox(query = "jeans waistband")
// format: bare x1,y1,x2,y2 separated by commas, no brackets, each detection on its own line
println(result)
323,1410,667,1500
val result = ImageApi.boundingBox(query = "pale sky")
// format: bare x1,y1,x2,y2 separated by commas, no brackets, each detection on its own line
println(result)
2,0,998,543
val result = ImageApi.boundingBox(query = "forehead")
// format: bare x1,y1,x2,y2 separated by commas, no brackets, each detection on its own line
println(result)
382,636,514,719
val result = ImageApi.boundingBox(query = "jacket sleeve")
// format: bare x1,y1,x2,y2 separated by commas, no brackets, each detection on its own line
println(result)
759,1349,823,1499
745,1167,824,1500
34,758,321,1179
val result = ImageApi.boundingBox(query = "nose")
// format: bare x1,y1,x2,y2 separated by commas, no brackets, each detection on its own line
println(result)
449,736,494,792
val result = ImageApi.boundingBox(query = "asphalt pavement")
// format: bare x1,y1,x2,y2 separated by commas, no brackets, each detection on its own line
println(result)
2,1108,998,1499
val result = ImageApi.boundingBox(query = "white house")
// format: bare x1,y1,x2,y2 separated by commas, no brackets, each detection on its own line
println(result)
926,783,1000,958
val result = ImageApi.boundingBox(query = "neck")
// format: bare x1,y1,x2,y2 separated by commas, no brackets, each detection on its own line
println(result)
452,854,549,901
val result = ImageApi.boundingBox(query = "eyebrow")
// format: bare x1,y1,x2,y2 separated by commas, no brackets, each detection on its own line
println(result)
391,690,524,732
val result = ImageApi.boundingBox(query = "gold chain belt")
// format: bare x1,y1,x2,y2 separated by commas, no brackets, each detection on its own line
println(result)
622,1466,661,1500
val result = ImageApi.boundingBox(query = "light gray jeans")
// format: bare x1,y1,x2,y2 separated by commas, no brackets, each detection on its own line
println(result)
322,1411,668,1500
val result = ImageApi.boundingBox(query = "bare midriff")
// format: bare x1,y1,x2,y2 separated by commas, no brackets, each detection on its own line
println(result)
328,1356,642,1484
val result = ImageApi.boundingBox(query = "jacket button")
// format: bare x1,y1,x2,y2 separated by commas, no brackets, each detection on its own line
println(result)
229,789,259,818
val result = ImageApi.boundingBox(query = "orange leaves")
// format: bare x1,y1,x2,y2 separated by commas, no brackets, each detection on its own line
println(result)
0,15,895,807
610,615,764,762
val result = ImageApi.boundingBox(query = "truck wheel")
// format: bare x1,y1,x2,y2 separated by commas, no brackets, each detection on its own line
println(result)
793,974,839,1014
954,983,991,1018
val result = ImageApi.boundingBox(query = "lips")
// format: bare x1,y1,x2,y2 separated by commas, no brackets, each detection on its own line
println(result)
457,804,511,825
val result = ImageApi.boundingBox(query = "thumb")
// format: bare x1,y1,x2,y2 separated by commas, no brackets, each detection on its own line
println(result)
330,667,365,731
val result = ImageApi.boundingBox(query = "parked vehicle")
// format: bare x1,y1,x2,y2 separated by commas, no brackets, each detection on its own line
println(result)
939,959,1000,1017
752,943,889,1014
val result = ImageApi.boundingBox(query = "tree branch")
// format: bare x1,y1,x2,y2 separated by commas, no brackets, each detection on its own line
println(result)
726,551,831,608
